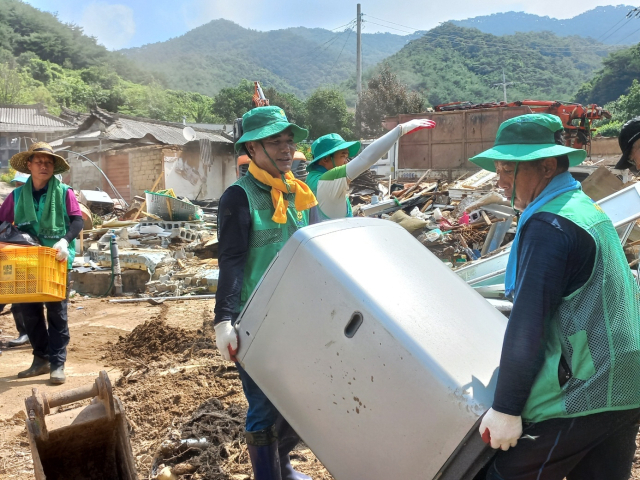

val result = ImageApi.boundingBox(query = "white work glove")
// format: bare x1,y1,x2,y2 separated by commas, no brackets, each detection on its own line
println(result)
214,320,239,362
479,408,523,451
399,118,436,136
52,238,69,262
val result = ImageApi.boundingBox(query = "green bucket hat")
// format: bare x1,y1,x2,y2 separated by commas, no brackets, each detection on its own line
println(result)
469,113,587,172
308,133,361,170
235,106,308,152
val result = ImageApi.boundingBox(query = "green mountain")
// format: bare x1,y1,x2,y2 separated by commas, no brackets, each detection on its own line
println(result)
120,19,422,98
379,23,614,106
452,6,640,45
575,44,640,105
0,0,217,123
0,0,157,85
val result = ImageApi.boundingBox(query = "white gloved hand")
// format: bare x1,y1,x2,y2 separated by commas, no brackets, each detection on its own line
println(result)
399,118,436,136
214,320,239,362
52,238,69,262
479,408,523,451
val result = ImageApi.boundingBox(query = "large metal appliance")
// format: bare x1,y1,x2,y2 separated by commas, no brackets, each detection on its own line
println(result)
235,218,508,479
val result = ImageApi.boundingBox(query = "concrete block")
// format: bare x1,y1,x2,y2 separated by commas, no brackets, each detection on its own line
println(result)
69,269,150,296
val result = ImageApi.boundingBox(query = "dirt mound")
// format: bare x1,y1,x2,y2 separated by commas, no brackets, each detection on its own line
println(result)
109,315,216,362
153,395,333,480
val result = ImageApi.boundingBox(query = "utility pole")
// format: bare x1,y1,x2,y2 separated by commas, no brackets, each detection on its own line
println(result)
356,4,362,135
356,4,362,97
493,68,515,103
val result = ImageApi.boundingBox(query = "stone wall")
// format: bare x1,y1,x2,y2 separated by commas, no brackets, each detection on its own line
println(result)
68,152,103,192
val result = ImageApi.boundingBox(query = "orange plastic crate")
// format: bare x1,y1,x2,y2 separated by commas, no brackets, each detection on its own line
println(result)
0,242,67,303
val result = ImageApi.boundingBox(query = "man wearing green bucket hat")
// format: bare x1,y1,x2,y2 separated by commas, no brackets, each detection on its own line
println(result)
469,114,640,479
212,106,317,480
307,118,435,221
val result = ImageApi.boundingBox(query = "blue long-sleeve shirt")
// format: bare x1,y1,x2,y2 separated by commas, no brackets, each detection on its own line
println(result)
492,212,597,416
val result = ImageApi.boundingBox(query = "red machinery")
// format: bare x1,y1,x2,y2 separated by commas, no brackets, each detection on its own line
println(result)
252,81,269,107
435,100,611,152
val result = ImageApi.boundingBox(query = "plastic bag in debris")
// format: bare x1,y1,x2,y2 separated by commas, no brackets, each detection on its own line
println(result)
0,221,40,246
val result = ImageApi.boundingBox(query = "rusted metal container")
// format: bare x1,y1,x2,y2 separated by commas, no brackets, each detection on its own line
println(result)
24,371,136,480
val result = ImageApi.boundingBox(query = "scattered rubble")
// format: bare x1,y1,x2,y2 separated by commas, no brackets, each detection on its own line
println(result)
105,312,332,480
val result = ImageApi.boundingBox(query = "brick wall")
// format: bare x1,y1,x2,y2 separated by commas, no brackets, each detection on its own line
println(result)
128,146,164,198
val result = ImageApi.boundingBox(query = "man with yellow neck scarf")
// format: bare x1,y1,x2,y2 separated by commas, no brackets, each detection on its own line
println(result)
213,106,316,480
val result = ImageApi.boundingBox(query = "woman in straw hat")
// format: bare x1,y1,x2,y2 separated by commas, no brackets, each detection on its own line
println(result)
0,142,83,385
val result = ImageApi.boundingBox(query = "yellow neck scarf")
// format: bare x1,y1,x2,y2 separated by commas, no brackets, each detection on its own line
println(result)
248,161,317,224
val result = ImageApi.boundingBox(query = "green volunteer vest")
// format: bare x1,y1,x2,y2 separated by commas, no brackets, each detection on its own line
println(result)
13,184,76,270
521,189,640,422
306,165,353,221
233,173,308,312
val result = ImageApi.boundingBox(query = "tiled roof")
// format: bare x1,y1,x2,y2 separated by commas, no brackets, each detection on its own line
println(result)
81,108,232,145
104,117,231,145
0,104,75,132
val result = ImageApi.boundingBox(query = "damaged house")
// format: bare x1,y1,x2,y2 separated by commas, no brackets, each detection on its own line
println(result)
0,103,76,169
54,108,235,202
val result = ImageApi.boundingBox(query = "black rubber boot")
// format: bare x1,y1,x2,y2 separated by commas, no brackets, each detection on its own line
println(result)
50,364,66,385
246,426,282,480
8,334,29,347
276,415,312,480
18,356,50,378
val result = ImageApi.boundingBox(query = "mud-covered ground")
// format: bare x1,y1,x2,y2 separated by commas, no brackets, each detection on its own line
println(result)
0,298,331,479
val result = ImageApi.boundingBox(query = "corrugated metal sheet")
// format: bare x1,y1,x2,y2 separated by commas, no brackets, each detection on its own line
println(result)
0,105,75,130
103,117,231,145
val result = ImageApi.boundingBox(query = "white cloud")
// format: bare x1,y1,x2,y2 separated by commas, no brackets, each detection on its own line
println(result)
80,2,136,50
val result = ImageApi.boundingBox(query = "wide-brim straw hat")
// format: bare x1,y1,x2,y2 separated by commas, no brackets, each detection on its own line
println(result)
10,141,70,175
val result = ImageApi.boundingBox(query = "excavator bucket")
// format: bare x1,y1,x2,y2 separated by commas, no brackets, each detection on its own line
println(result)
24,371,136,480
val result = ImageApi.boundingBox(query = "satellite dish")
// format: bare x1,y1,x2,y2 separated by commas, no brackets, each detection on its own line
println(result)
183,126,197,142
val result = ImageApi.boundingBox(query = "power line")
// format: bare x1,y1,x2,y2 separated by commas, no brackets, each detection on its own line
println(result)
614,23,640,45
364,20,414,35
299,20,356,59
598,15,635,44
364,14,423,33
329,18,358,32
594,15,629,42
333,27,354,67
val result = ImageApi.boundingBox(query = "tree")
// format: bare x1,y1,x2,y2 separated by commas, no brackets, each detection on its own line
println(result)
575,44,640,106
0,62,22,103
357,63,425,137
593,79,640,137
263,86,307,127
305,88,353,140
211,80,254,122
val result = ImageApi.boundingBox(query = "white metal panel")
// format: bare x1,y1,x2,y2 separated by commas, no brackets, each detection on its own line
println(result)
236,218,507,480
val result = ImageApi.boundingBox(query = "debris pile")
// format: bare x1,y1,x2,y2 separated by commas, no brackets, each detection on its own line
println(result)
352,169,515,266
73,186,220,298
107,313,332,480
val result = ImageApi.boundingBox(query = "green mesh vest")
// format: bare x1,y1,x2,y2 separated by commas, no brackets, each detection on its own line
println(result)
521,189,640,422
306,165,352,221
233,173,308,312
13,184,76,270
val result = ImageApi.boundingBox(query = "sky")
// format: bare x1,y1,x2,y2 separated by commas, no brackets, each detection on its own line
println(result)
22,0,633,50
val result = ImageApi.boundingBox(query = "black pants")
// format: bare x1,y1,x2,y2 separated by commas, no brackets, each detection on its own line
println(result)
20,299,69,367
0,303,26,336
486,408,640,480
